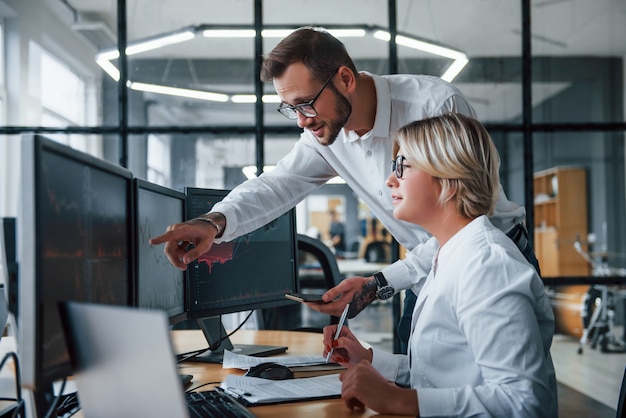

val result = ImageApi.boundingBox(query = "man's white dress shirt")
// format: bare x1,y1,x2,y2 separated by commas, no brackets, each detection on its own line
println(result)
211,73,526,294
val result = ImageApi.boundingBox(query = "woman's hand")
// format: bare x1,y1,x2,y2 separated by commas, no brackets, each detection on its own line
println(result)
322,325,372,365
340,360,419,415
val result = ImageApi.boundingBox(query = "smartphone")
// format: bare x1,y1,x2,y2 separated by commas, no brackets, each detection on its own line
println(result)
285,292,327,303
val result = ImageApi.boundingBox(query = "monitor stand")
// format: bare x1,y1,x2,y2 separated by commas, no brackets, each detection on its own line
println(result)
191,316,287,364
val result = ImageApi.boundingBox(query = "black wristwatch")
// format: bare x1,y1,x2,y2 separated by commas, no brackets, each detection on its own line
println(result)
373,272,394,300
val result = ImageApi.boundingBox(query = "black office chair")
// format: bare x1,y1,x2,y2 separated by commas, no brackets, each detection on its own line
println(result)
617,365,626,418
296,234,342,292
363,241,390,263
260,234,343,331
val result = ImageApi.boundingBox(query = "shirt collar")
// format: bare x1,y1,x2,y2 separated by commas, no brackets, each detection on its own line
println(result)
342,72,391,144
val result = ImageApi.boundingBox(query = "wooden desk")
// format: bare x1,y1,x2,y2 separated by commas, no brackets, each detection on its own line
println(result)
173,329,409,418
336,259,390,277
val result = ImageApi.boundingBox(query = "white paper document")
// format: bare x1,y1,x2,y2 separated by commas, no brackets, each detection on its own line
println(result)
222,349,329,369
220,373,342,405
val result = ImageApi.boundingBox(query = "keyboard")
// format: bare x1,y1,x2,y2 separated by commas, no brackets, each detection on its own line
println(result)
186,389,256,418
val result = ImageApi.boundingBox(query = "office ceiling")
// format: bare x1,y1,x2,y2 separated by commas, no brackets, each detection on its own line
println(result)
53,0,626,125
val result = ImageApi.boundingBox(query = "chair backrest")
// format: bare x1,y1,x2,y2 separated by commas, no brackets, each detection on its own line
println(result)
296,234,343,291
617,365,626,418
363,241,390,263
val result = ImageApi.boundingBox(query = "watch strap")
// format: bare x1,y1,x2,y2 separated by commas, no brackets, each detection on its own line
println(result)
373,271,388,287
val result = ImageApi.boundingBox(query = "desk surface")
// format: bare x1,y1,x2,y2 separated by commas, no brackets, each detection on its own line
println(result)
174,329,409,418
336,259,390,276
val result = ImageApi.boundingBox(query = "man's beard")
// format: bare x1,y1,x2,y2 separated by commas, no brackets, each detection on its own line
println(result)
317,87,352,146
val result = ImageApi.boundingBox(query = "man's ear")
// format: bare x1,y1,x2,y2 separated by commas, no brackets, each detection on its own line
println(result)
336,66,356,93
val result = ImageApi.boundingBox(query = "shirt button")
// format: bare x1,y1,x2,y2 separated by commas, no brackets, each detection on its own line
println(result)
366,151,372,157
378,190,383,197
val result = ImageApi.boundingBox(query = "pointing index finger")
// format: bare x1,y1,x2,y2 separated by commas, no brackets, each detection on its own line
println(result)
149,229,182,246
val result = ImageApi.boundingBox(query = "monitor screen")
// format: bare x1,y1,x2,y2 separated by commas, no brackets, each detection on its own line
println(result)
185,188,298,319
18,135,133,411
133,179,187,325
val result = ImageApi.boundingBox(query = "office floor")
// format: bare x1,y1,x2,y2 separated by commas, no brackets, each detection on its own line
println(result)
302,299,625,417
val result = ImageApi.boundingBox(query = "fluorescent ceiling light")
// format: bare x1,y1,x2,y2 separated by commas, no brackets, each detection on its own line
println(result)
97,24,468,101
126,30,195,55
373,30,468,82
96,56,120,81
96,30,195,77
128,81,229,102
395,34,465,60
440,57,469,83
98,49,121,61
262,95,281,103
202,28,367,39
231,94,280,103
261,29,296,38
231,94,257,104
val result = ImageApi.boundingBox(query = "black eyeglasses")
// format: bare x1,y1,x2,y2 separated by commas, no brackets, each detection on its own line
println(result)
391,155,409,179
277,73,335,120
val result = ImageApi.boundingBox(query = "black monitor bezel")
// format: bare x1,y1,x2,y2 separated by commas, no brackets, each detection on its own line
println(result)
0,217,18,324
132,178,188,325
184,187,300,319
19,134,135,395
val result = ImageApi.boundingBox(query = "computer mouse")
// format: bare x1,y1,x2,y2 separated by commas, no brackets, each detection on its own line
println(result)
245,362,294,380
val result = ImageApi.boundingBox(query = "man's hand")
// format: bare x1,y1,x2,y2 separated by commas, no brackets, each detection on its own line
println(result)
306,276,377,318
149,219,220,270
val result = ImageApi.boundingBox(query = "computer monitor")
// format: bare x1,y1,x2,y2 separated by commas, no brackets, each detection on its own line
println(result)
185,187,299,362
18,135,134,415
1,217,18,325
133,179,187,325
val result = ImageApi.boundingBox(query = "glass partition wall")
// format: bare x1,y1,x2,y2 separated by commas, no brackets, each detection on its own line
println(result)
1,0,625,343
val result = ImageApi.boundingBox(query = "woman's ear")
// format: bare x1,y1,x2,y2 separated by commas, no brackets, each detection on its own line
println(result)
440,179,457,205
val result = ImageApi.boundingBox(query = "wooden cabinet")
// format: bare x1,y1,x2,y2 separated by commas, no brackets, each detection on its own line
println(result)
534,167,590,276
533,167,590,337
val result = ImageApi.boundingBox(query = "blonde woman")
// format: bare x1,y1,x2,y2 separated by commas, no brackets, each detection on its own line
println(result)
324,113,557,417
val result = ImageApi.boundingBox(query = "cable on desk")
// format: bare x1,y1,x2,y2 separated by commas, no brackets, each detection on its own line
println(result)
177,347,211,363
185,381,222,394
208,311,255,352
55,392,80,417
0,352,25,418
42,377,67,418
180,311,254,363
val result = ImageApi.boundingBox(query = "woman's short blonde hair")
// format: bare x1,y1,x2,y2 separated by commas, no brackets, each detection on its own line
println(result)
393,113,501,218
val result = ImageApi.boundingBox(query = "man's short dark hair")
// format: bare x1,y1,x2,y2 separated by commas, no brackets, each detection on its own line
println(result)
261,26,358,83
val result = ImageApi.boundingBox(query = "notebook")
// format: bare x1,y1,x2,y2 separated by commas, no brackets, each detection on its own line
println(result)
59,301,192,418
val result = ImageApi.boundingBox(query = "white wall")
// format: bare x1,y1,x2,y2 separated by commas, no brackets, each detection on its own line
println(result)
0,0,103,217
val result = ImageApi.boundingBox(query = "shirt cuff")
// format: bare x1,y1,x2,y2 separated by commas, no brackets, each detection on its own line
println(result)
208,203,238,243
380,259,416,292
371,347,400,382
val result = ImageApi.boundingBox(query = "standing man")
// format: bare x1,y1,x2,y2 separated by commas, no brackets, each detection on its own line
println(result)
150,26,535,351
328,209,346,257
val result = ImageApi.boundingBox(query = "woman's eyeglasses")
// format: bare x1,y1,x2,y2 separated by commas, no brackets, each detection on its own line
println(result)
391,155,409,179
